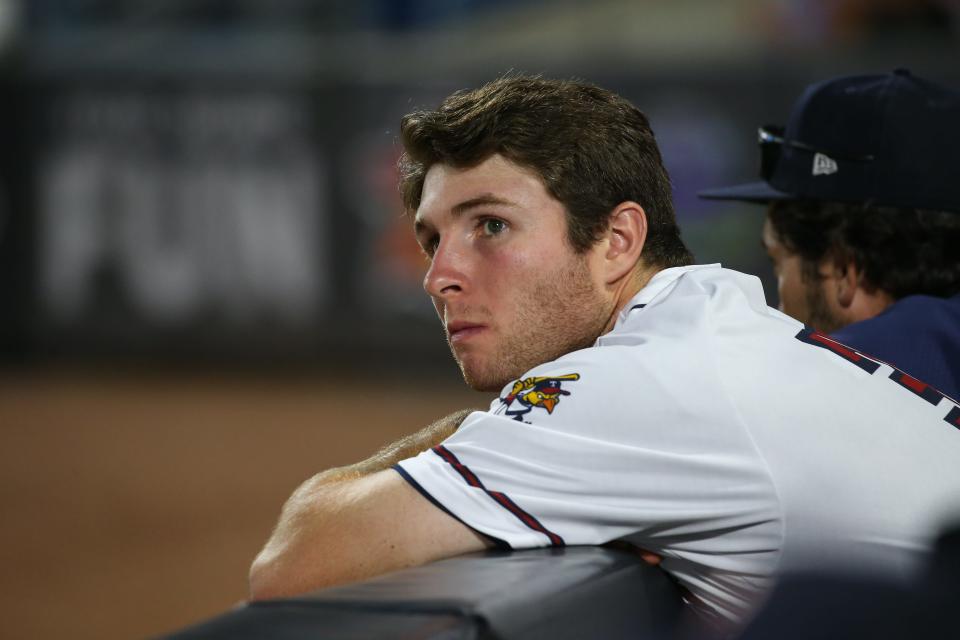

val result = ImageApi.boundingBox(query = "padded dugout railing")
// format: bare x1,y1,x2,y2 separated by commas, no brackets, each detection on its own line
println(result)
164,547,684,639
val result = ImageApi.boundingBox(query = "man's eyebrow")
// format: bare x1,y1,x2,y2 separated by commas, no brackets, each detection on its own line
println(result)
450,194,519,217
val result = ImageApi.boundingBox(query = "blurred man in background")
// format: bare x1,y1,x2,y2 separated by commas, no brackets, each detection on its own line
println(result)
700,69,960,400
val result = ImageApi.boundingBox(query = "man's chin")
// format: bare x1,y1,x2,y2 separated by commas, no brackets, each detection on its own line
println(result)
460,368,509,393
456,358,514,393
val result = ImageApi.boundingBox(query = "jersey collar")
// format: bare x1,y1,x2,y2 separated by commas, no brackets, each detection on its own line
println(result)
612,263,721,328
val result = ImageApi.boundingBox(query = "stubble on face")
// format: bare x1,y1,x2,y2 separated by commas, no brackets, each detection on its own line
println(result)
763,216,844,334
449,251,611,393
801,276,845,334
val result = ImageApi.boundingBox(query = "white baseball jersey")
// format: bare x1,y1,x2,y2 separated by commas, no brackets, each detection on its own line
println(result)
395,264,960,624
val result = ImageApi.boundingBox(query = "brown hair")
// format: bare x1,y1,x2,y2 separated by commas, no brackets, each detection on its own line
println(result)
768,200,960,298
398,75,693,269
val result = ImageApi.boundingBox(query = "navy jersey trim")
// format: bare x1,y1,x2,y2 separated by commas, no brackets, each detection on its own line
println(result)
794,328,960,433
888,370,945,406
391,465,511,551
795,327,881,374
945,406,960,431
431,445,566,547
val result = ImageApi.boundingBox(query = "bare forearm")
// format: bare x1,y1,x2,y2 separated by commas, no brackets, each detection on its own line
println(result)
249,408,481,599
318,408,477,483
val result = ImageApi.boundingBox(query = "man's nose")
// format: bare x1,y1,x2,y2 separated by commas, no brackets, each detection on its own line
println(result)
423,238,467,299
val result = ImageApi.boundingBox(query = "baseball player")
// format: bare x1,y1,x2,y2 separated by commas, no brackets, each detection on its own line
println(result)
250,76,960,629
700,69,960,400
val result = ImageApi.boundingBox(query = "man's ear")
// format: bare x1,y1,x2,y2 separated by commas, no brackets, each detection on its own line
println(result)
821,253,895,324
824,254,860,309
602,201,648,284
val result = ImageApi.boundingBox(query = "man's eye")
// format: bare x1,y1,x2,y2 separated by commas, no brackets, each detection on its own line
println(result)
480,219,506,236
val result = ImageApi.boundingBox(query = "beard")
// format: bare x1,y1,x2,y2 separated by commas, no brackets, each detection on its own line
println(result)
448,255,612,393
804,280,845,334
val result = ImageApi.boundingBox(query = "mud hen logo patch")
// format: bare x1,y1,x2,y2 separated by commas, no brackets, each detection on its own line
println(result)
500,374,580,421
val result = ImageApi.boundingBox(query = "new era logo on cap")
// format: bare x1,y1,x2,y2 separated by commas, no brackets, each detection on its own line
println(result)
812,153,837,176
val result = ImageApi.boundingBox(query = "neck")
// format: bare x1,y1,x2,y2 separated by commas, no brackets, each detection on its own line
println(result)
601,263,662,334
844,286,896,326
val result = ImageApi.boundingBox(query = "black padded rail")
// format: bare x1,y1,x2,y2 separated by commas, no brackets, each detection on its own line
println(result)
163,547,684,639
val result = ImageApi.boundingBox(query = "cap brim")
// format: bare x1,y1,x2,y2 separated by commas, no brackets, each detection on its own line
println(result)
697,180,795,203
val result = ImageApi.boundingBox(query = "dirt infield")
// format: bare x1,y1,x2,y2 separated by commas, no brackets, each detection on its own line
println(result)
0,368,488,639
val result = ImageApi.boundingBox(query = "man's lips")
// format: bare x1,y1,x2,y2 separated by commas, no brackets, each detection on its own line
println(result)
446,322,487,343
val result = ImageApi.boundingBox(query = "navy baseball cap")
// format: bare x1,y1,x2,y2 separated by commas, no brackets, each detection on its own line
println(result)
699,69,960,213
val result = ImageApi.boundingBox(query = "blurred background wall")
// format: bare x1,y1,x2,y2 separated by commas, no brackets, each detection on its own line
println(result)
0,1,957,637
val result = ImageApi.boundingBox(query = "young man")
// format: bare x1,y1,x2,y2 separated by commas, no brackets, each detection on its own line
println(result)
700,69,960,400
250,76,960,628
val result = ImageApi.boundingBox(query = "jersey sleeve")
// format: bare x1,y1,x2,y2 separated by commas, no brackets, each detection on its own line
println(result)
394,346,781,554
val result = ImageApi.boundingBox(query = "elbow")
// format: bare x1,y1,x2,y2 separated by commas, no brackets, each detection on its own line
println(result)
248,542,340,602
247,554,276,602
248,549,295,602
